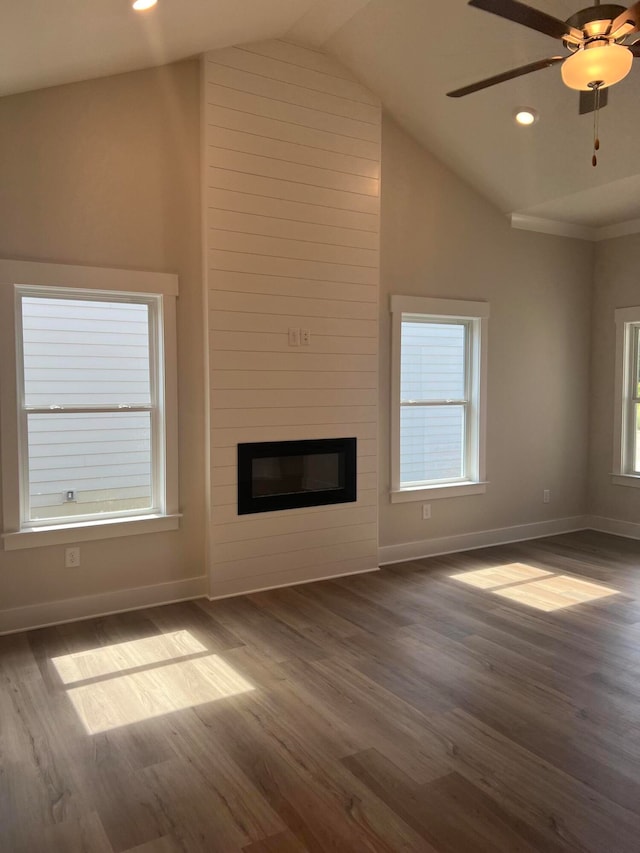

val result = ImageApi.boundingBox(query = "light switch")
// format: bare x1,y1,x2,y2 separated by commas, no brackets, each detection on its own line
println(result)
288,328,301,346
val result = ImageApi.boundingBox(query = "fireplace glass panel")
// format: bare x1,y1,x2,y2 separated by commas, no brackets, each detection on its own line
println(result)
252,453,341,498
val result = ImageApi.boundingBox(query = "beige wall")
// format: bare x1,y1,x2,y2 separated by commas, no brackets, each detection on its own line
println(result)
204,41,381,596
0,61,206,622
379,116,593,549
588,233,640,524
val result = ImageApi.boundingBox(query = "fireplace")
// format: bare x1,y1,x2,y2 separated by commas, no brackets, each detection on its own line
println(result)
237,438,357,515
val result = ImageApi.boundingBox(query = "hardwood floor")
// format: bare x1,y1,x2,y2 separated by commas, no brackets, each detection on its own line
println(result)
3,530,640,852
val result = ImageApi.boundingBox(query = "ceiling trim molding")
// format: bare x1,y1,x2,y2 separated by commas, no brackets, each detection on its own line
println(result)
510,213,640,243
509,214,596,242
595,218,640,242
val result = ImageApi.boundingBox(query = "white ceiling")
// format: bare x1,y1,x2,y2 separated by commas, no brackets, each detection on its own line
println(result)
0,0,322,98
2,0,638,231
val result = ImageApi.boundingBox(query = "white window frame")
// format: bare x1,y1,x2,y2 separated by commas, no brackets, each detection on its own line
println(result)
0,260,180,549
612,306,640,488
390,295,489,502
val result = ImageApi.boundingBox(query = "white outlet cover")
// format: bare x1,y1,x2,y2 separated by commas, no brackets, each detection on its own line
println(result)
65,547,80,568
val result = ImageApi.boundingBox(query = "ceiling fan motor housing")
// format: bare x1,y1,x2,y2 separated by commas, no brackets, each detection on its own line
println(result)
564,4,627,46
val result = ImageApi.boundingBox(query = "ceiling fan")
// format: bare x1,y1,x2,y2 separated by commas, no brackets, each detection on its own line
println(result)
447,0,640,163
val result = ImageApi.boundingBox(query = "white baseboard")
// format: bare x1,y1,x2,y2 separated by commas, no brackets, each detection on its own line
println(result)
209,563,379,601
585,514,640,541
378,516,590,565
0,575,208,635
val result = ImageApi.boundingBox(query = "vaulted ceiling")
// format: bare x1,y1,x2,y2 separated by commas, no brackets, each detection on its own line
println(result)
3,0,639,234
0,0,321,97
323,0,640,234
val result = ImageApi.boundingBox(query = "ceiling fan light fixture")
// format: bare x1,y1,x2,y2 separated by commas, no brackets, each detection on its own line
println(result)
561,42,633,90
514,108,538,126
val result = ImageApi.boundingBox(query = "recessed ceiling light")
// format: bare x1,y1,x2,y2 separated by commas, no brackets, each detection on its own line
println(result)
132,0,157,10
514,108,538,127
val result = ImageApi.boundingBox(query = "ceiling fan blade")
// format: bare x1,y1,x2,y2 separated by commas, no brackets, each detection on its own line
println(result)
632,42,640,55
468,0,582,43
579,87,609,114
447,56,564,97
609,2,640,38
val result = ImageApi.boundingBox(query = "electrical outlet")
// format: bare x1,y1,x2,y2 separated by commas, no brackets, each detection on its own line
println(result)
543,489,551,504
65,546,80,568
422,503,431,520
301,328,311,346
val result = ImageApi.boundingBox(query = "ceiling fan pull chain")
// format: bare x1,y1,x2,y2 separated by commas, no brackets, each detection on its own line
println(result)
591,82,603,167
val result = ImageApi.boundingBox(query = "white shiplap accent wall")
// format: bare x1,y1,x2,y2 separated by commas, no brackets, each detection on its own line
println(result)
203,40,381,598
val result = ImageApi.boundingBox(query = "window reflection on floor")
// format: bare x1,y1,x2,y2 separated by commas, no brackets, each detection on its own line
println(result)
449,563,551,589
52,630,207,683
450,562,618,612
52,630,254,734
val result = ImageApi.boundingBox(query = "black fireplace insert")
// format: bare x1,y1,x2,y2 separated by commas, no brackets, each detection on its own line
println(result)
237,437,357,515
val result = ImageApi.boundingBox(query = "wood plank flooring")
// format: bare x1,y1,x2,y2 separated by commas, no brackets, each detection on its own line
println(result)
3,530,640,852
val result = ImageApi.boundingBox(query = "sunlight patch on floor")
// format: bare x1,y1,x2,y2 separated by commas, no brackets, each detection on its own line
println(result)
52,630,207,684
66,653,255,733
52,631,255,734
449,563,551,589
494,574,618,612
450,563,619,612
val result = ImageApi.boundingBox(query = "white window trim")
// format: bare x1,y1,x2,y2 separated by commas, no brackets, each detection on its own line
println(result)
390,295,489,502
612,305,640,488
0,259,181,548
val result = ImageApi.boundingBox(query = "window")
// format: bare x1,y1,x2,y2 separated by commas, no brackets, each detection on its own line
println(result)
19,291,160,524
390,296,489,502
1,260,179,548
613,306,640,487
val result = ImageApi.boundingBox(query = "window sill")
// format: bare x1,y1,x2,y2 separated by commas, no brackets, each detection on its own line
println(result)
611,473,640,489
390,482,488,503
2,513,181,550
